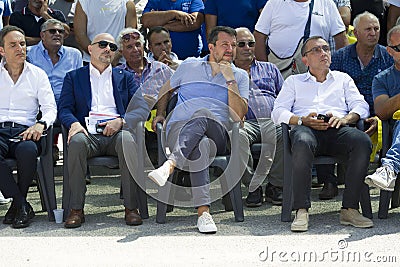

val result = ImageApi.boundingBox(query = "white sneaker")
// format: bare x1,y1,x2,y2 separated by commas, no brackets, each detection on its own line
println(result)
197,212,217,234
365,165,397,191
148,163,171,186
0,191,12,205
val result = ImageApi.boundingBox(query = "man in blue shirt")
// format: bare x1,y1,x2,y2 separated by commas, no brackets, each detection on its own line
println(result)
148,26,249,234
28,19,82,104
142,0,204,60
233,27,284,207
366,25,400,191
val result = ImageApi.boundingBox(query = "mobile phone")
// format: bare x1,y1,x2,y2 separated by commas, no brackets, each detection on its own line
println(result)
9,135,23,142
95,123,105,133
317,114,330,123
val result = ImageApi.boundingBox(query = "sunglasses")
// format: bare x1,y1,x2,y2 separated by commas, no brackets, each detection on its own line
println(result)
44,28,65,34
237,41,255,48
303,45,330,56
389,44,400,52
122,32,140,42
92,40,118,51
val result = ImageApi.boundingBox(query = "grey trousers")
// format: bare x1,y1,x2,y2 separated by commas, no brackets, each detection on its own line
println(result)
67,130,138,210
167,109,229,207
239,119,284,191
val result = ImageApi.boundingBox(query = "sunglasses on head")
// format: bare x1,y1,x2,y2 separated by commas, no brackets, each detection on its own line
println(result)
237,41,255,48
122,32,140,42
303,45,330,56
92,40,118,51
389,44,400,52
44,28,65,34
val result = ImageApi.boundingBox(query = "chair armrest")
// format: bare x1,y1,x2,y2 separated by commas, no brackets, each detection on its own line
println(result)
39,125,53,157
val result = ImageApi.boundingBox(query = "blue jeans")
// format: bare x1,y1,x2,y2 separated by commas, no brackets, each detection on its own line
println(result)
382,120,400,173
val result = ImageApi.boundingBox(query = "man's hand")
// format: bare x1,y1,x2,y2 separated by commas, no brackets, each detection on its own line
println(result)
152,115,166,132
302,112,329,130
158,51,179,70
364,117,378,136
21,123,45,141
68,122,87,144
40,1,51,19
98,118,123,136
173,10,196,26
324,112,349,129
218,61,235,81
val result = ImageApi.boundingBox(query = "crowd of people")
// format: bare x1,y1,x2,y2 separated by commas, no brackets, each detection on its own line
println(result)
0,0,400,234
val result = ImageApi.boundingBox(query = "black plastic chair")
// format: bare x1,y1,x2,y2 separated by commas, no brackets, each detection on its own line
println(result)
281,122,372,222
378,120,400,219
61,122,149,220
6,126,57,221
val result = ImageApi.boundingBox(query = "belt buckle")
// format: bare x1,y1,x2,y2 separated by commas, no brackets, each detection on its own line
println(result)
0,122,4,128
11,122,15,128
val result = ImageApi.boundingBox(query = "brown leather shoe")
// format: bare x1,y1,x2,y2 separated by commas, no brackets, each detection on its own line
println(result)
125,208,142,226
64,209,85,228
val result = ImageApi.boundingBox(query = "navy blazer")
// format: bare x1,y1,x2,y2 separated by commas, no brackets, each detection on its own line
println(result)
58,65,148,129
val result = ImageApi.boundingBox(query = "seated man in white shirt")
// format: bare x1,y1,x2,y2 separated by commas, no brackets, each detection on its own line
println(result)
0,25,57,229
271,36,373,232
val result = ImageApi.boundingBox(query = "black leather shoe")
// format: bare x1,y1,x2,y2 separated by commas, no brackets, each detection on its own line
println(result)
265,183,283,206
245,186,263,207
12,202,35,229
3,202,17,224
318,183,338,200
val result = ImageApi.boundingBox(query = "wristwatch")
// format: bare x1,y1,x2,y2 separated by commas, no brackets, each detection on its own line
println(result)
297,116,303,126
36,120,47,130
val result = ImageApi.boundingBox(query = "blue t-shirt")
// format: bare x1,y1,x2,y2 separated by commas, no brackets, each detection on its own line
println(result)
143,0,204,60
204,0,267,33
372,65,400,100
168,56,249,128
331,43,393,116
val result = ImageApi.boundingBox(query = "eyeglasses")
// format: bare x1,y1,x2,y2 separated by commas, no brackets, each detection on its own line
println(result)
237,41,255,48
303,45,330,56
44,28,65,34
121,32,140,42
92,40,118,51
389,44,400,52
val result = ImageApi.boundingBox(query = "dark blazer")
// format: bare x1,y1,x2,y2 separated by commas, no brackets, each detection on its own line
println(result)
58,65,148,129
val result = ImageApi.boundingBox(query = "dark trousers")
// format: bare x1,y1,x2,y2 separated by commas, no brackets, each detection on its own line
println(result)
290,125,372,210
167,109,229,207
0,125,40,205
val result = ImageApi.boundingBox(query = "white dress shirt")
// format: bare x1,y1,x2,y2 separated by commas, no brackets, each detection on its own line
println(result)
0,59,57,127
271,70,370,125
89,64,118,115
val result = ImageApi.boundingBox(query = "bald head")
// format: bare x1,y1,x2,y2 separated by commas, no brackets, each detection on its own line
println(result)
88,33,118,71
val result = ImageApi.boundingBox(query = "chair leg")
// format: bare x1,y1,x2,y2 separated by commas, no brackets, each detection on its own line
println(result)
391,178,400,209
360,183,372,219
156,174,174,224
378,190,392,219
229,181,244,222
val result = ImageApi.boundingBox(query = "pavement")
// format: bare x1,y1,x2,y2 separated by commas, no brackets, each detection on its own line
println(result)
1,161,400,266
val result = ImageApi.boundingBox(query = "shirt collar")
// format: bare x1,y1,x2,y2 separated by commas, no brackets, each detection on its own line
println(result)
37,41,64,56
89,63,112,77
1,59,31,75
303,69,334,82
350,42,383,59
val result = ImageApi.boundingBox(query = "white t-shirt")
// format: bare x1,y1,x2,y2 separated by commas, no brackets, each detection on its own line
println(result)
255,0,345,58
79,0,128,62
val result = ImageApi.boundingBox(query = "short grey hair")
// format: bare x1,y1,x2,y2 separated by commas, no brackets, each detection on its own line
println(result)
353,11,379,30
387,25,400,46
116,27,145,47
41,19,64,32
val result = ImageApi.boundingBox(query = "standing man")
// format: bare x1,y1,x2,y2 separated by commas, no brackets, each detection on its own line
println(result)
0,25,57,228
58,33,148,228
141,0,205,60
272,36,373,232
0,0,11,30
366,25,400,191
148,26,249,234
254,0,348,79
73,0,137,65
147,26,181,71
9,0,69,45
233,27,284,207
